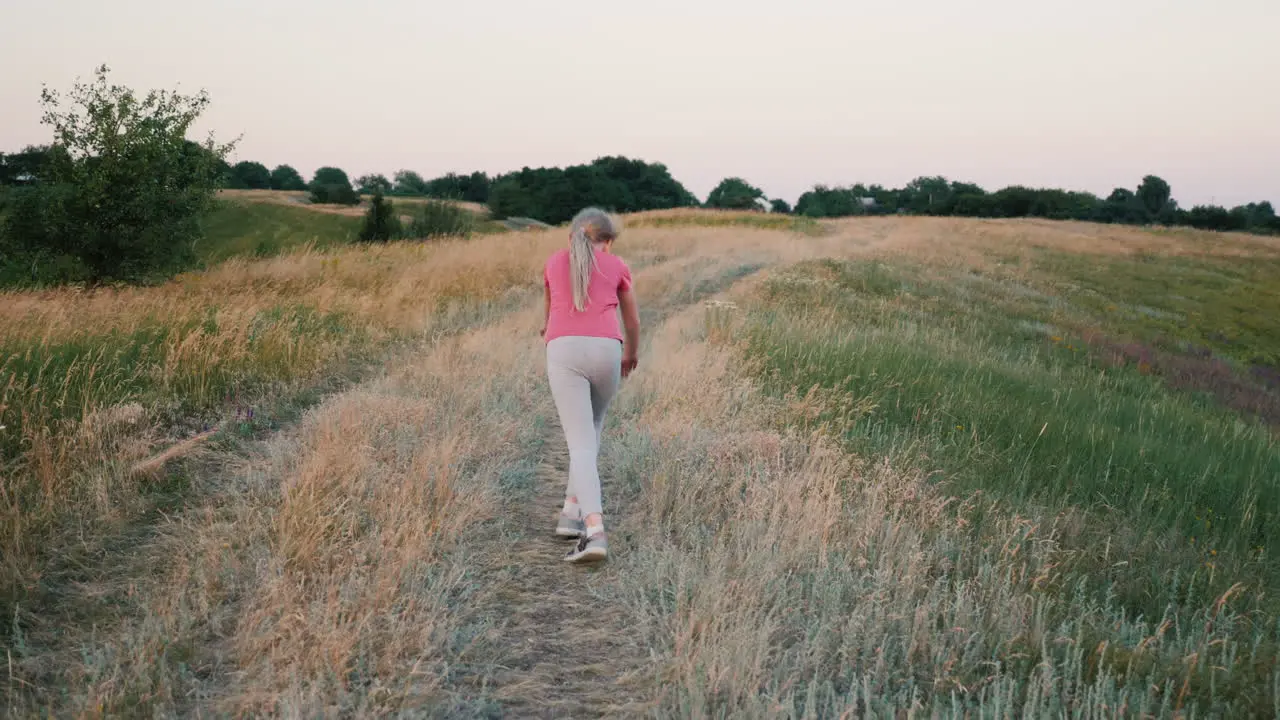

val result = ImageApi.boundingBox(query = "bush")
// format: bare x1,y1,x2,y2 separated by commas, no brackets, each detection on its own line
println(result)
309,166,359,205
405,200,474,240
0,65,233,286
357,192,401,242
356,174,392,195
228,161,271,189
269,164,307,191
392,170,428,196
706,177,765,210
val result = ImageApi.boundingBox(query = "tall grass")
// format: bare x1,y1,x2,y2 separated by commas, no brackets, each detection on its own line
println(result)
581,293,1274,717
0,234,542,626
1,220,822,715
712,255,1280,714
10,214,1278,716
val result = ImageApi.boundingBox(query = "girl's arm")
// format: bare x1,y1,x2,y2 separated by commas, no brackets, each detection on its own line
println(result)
618,287,640,376
541,283,551,337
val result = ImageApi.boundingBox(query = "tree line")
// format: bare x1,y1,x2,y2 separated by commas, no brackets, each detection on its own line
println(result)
2,66,1276,288
10,136,1276,237
216,155,1280,236
213,155,700,226
787,175,1280,235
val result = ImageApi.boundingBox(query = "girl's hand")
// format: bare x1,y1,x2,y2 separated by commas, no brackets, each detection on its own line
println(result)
622,350,638,377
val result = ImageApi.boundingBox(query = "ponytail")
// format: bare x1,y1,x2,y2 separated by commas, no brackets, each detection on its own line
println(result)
569,220,597,312
567,207,620,312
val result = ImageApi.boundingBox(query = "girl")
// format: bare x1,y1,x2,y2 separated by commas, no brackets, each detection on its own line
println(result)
541,207,640,563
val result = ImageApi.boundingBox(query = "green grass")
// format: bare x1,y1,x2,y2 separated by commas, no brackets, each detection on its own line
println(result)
195,200,360,264
1026,247,1280,368
740,255,1280,715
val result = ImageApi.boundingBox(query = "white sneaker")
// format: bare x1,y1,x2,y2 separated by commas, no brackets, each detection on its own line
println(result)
555,513,586,539
564,532,607,563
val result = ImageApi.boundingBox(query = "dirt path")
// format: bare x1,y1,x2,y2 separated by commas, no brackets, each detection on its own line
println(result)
456,425,649,718
437,253,782,718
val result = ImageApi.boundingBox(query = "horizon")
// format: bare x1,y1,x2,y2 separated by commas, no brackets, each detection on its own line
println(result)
1,0,1277,208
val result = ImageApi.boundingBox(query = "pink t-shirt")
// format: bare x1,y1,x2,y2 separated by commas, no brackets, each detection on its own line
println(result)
543,248,633,343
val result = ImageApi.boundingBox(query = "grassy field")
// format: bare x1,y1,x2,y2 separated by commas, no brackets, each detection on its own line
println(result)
216,189,491,218
2,212,1278,717
197,199,361,264
734,230,1280,715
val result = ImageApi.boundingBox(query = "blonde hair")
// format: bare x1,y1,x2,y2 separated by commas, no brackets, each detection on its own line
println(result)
568,207,621,312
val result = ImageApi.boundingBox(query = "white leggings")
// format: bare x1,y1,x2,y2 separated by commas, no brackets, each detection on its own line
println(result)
545,335,622,518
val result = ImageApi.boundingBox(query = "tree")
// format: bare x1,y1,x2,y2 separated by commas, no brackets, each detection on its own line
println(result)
357,190,401,242
987,186,1038,218
900,176,954,214
393,169,428,195
269,164,306,191
706,177,765,210
2,65,234,285
1186,205,1232,231
228,160,271,189
462,171,492,203
588,156,697,210
1098,188,1148,224
0,145,54,184
309,166,358,205
795,185,870,218
355,173,392,195
770,198,792,214
1136,175,1171,219
951,193,990,217
1236,201,1277,232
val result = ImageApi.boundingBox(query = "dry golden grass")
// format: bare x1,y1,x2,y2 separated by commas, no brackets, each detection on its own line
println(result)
833,215,1280,274
7,214,1275,716
0,233,550,634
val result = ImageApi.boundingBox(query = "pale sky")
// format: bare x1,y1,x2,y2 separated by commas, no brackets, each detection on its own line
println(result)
2,0,1277,208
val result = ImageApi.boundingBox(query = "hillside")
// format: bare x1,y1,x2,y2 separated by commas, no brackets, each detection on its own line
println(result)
218,188,490,216
2,214,1278,716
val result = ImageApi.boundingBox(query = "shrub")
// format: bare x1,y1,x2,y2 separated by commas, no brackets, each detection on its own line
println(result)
228,161,271,189
355,174,392,195
406,200,474,240
269,164,306,191
357,191,401,242
392,170,428,196
706,177,765,210
309,166,359,205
